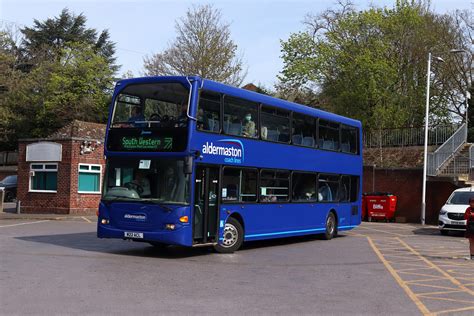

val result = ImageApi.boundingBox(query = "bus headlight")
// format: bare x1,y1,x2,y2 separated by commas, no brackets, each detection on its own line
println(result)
165,224,176,230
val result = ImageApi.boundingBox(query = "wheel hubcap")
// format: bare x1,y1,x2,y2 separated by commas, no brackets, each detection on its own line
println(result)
327,216,335,234
222,223,238,248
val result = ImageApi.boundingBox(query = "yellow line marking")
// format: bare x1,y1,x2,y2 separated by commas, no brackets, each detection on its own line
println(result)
398,271,446,278
367,237,431,315
408,283,460,291
396,267,435,272
396,238,474,296
417,295,474,305
358,226,407,236
387,259,425,264
434,305,474,315
81,216,92,223
405,277,449,284
417,290,464,296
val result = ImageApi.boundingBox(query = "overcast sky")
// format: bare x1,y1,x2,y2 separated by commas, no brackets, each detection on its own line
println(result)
1,0,471,88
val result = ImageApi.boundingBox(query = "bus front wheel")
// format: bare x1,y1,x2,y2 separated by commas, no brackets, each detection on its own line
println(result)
214,217,243,253
323,212,337,240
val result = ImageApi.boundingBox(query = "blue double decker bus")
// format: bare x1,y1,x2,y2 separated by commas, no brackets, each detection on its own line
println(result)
97,76,362,253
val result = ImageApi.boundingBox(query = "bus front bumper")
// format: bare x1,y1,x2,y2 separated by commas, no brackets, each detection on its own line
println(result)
97,223,193,247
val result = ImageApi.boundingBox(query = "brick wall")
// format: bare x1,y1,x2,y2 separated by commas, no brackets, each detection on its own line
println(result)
0,168,16,181
363,166,460,224
69,140,105,214
17,140,104,214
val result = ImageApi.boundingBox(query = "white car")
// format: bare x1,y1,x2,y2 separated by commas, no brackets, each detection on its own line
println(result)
438,187,472,235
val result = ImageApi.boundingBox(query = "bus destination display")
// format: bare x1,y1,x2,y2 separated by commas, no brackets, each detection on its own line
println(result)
121,136,172,150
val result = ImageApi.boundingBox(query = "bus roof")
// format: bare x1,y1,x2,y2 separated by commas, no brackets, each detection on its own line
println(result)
116,76,361,128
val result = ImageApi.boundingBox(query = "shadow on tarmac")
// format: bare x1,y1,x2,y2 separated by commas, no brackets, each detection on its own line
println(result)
16,231,347,258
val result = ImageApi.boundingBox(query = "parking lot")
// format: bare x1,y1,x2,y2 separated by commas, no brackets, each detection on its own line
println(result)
0,218,472,315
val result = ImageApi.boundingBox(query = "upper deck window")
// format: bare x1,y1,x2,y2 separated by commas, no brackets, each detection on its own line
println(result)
223,96,258,138
111,82,189,128
292,113,316,147
319,120,340,151
197,91,221,132
260,106,290,143
341,125,358,154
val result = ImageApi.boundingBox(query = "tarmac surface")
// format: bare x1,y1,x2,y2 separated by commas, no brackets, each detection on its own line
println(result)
0,214,472,315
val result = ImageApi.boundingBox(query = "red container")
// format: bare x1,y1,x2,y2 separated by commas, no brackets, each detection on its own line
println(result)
362,192,397,222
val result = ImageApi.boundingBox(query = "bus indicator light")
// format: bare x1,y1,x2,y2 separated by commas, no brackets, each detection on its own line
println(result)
179,216,189,223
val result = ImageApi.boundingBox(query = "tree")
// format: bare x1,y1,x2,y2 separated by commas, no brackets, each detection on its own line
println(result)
0,10,117,150
278,0,472,129
20,8,117,71
144,4,246,86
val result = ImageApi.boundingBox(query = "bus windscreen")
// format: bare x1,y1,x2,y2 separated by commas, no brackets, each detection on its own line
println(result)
107,82,189,152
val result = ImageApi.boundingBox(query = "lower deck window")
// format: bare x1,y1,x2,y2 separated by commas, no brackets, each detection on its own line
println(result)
78,164,102,193
222,168,257,202
30,163,58,192
260,170,290,202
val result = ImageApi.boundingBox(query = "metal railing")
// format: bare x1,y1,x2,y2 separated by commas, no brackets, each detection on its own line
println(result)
0,151,18,166
363,125,459,148
427,123,467,176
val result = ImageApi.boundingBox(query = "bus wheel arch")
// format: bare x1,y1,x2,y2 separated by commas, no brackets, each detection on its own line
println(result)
214,213,244,253
323,209,338,240
228,212,245,232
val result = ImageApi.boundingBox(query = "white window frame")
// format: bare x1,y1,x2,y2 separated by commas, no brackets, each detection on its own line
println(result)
29,163,58,193
78,163,102,194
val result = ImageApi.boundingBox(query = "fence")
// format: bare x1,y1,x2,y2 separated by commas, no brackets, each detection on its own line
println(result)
427,123,467,176
0,151,18,166
363,125,459,148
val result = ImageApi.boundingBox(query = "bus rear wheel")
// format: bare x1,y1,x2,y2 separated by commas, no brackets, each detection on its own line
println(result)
214,217,243,253
323,212,337,240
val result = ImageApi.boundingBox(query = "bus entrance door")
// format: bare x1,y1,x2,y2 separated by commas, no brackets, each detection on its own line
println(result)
193,166,219,244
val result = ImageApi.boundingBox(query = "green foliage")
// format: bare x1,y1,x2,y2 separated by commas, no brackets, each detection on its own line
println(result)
279,0,472,129
0,10,117,150
20,8,117,70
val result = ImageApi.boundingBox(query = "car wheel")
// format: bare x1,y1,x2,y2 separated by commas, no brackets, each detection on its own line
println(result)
214,217,243,253
4,191,14,202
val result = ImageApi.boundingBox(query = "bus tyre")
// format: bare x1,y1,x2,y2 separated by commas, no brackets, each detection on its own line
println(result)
323,212,337,240
214,217,243,253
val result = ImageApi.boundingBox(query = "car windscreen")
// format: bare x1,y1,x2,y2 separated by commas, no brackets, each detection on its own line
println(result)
447,191,474,205
0,175,17,184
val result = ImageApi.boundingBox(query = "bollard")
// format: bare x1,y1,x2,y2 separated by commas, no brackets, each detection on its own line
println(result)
0,188,4,212
16,200,21,214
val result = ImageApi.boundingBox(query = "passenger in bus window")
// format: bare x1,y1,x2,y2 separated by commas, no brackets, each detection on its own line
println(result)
242,113,256,137
261,189,277,202
176,103,189,127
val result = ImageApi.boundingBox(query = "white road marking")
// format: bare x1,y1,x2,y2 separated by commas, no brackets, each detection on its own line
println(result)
0,220,50,228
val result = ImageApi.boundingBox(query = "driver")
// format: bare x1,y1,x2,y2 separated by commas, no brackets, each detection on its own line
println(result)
132,171,151,198
128,106,145,126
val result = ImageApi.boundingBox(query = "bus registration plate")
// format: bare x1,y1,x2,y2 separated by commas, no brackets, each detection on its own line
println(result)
124,232,143,239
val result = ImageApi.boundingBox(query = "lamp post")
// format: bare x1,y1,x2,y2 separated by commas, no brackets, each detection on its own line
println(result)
421,53,444,226
421,48,471,225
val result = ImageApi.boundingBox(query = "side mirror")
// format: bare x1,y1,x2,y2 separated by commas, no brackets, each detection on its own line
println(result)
184,156,193,174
